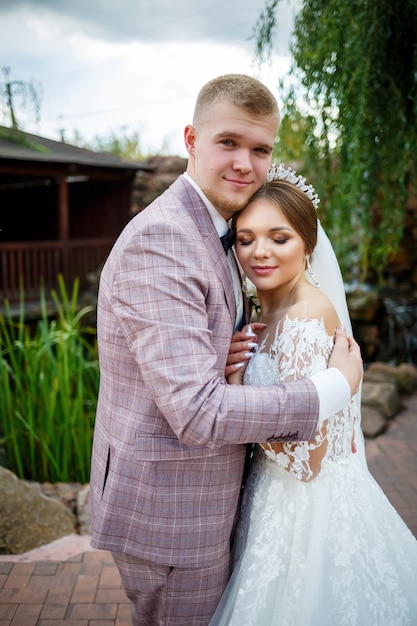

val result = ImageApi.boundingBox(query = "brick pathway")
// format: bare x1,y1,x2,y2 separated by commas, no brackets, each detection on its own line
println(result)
366,390,417,538
0,550,131,626
0,392,416,625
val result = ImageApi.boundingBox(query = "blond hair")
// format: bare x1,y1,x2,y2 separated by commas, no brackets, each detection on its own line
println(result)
193,74,280,128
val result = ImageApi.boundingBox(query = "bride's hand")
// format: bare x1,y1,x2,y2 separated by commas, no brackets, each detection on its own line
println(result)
225,323,265,382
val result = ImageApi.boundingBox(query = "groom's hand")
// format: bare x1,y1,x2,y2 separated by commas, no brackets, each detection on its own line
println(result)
329,326,363,396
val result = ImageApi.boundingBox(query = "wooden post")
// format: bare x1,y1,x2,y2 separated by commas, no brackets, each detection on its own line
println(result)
57,176,69,283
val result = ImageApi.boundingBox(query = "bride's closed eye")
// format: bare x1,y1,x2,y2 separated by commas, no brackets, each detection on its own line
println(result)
273,237,289,244
236,237,289,246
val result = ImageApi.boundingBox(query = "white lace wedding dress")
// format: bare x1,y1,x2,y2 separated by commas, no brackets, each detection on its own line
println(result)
210,314,417,626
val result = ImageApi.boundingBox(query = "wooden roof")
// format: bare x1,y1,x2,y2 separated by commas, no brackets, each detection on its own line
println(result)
0,126,152,173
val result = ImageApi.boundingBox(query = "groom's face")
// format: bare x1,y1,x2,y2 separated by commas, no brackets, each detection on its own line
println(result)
184,100,278,221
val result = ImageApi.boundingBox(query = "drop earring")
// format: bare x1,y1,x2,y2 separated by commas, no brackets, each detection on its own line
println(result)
242,273,249,296
306,256,320,288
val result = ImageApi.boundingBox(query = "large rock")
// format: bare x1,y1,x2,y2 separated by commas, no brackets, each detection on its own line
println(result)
360,404,389,438
0,466,76,554
361,380,402,419
366,362,417,393
76,483,91,535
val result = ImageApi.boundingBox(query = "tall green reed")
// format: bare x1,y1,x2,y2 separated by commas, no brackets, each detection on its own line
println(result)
0,276,99,483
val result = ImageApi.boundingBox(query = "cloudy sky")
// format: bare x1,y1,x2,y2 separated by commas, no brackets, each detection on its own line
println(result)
0,0,300,156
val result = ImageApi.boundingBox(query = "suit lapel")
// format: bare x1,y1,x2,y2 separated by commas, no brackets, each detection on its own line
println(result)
232,250,250,327
172,177,237,323
206,228,237,320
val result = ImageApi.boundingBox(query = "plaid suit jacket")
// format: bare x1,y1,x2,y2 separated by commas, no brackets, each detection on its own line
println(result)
89,175,319,567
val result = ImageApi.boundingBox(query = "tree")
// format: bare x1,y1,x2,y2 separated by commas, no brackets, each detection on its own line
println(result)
67,128,173,161
254,0,417,283
0,66,42,131
67,128,145,161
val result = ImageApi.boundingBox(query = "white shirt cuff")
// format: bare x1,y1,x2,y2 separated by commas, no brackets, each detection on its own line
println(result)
309,368,350,420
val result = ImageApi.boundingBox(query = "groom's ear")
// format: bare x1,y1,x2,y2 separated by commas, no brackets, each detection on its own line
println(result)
184,125,196,156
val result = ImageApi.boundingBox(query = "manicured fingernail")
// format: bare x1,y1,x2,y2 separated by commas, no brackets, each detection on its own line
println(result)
245,352,253,358
245,326,255,337
235,362,245,369
247,342,257,348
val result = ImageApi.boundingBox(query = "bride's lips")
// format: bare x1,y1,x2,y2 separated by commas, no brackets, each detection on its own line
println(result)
251,266,276,276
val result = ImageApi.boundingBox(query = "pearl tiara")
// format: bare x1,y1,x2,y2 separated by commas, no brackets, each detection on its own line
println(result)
266,163,320,210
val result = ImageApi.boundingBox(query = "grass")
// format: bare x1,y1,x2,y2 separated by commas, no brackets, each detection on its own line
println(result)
0,276,99,483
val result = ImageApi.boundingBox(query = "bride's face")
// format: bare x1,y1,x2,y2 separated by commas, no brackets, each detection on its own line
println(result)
235,198,307,295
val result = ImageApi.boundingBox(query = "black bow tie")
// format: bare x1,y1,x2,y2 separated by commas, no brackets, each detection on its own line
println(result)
220,228,236,254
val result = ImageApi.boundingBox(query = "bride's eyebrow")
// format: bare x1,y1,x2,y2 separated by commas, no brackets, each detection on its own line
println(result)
236,226,293,234
269,226,292,233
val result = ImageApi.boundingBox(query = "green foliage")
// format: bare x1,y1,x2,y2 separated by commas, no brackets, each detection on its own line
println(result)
271,82,319,165
252,0,280,65
0,277,99,483
67,128,146,161
0,126,49,153
68,127,173,161
254,0,417,283
89,129,145,161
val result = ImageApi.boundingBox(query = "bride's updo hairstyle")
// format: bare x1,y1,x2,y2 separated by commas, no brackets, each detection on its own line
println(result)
236,178,318,257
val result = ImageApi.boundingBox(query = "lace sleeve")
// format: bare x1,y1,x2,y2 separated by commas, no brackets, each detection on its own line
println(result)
258,315,354,481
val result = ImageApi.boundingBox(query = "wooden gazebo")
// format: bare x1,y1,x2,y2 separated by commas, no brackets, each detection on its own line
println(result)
0,127,151,306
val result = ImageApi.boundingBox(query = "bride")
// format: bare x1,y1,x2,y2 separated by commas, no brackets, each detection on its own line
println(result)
210,165,417,625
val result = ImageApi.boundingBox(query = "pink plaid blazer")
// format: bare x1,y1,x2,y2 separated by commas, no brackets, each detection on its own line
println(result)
89,176,319,567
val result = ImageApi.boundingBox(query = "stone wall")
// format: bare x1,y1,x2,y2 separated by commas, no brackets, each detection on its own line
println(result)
131,155,187,215
349,187,417,365
348,287,417,366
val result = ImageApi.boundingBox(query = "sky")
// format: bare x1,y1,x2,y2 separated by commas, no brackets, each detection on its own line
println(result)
0,0,301,157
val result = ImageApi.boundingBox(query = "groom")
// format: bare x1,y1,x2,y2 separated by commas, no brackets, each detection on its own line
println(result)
89,73,362,625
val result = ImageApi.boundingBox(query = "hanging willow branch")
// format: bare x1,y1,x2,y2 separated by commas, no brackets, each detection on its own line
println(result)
254,0,417,284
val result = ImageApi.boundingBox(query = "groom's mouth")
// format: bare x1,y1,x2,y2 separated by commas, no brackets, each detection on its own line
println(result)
224,177,253,190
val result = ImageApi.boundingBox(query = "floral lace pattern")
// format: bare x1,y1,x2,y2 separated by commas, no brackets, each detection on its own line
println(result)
245,316,353,481
209,314,417,626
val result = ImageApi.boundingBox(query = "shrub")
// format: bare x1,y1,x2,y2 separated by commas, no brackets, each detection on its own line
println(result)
0,276,99,483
